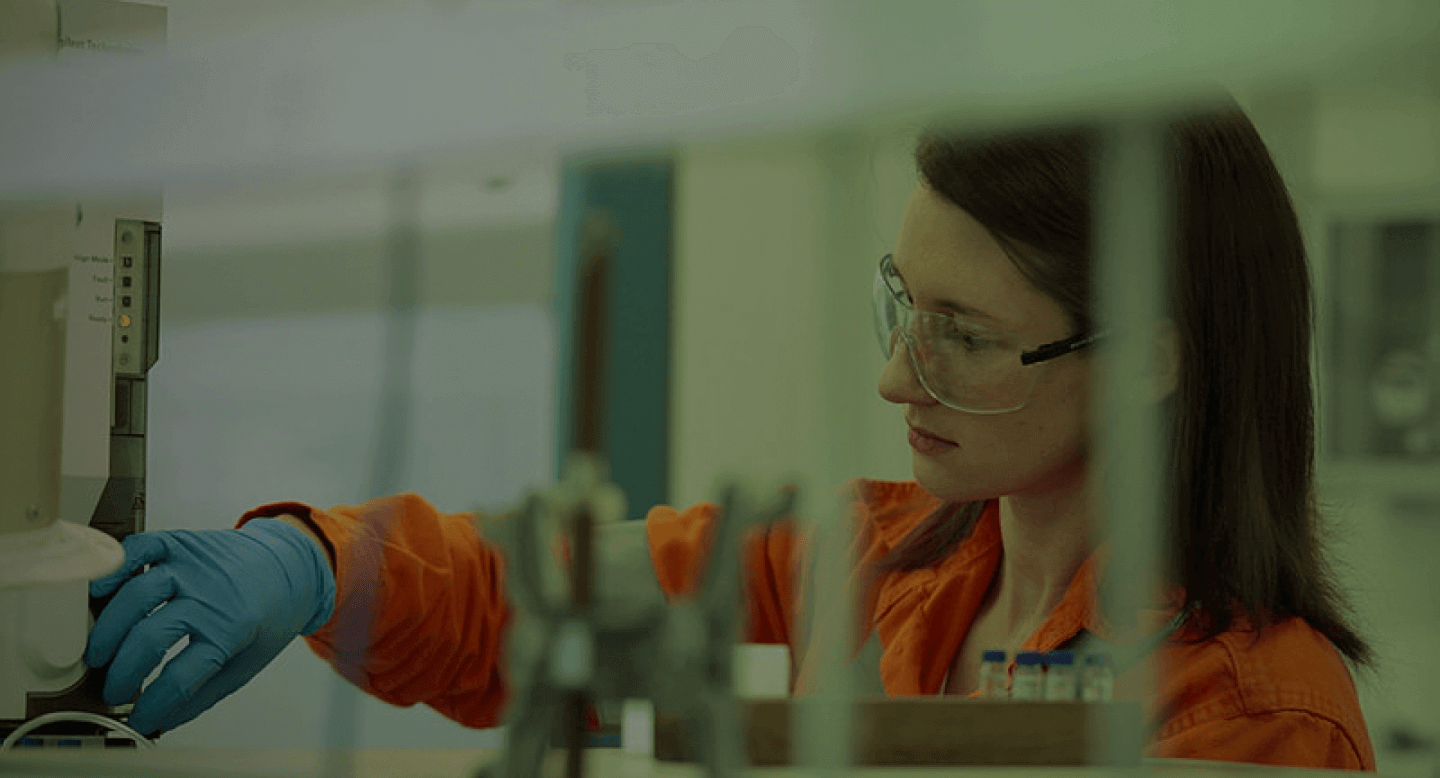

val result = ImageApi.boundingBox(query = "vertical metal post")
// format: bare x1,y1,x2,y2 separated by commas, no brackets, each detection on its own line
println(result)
324,167,423,778
1091,115,1168,767
792,134,867,777
563,229,612,778
564,503,594,778
793,492,855,776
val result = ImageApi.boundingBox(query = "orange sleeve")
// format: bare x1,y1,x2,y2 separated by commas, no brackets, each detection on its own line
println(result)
644,501,803,648
643,490,893,696
1155,710,1372,771
238,493,511,729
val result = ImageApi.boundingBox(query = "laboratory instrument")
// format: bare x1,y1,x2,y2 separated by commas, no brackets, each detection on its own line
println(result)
0,0,165,748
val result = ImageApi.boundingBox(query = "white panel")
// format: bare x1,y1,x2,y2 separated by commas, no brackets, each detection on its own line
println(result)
54,0,167,527
670,140,826,509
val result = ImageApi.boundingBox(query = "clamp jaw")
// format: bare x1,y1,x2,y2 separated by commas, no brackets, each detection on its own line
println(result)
648,483,795,778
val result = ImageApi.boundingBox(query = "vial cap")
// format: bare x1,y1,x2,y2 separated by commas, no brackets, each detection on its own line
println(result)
982,650,1006,663
1085,653,1112,666
1044,650,1074,666
1016,652,1044,666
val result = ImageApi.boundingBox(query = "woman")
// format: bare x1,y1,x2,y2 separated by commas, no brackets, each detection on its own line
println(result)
86,101,1375,769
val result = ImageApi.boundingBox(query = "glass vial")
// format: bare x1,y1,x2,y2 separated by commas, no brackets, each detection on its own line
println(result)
979,649,1009,698
1011,652,1045,700
1081,653,1115,702
1042,651,1077,701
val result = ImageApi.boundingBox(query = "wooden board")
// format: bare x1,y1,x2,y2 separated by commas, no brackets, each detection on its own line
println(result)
0,748,1362,778
654,698,1141,767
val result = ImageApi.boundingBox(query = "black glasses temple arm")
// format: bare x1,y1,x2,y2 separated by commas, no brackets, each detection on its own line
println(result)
1020,331,1108,366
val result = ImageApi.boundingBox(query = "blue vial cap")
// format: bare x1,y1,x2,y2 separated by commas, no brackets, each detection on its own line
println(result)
1016,651,1044,666
1044,650,1074,666
1085,653,1112,666
982,649,1006,663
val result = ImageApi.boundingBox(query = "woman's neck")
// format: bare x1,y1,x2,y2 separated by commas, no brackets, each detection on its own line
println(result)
990,470,1098,637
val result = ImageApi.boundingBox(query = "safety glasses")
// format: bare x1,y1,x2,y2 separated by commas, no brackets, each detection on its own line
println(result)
873,254,1103,414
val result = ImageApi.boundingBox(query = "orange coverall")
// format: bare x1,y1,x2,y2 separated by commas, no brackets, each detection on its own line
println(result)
237,478,1375,770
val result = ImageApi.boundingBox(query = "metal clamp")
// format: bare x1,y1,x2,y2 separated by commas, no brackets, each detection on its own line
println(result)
475,458,794,778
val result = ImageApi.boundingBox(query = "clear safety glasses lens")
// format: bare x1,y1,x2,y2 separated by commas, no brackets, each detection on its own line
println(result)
872,263,1039,414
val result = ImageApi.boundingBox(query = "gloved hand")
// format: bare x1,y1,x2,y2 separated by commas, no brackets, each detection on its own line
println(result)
85,519,336,737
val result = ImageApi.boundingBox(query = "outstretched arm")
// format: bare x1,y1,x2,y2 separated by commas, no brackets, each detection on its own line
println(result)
240,493,512,729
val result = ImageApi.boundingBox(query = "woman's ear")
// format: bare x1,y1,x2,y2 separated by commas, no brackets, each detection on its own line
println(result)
1151,319,1180,402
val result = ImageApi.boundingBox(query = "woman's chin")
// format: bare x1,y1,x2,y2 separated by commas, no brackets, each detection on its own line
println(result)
912,456,1001,504
911,456,966,501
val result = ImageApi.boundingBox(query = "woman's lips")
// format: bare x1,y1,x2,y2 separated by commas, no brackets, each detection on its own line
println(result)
907,424,957,455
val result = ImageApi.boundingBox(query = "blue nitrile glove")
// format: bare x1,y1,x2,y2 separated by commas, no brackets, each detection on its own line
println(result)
84,519,336,737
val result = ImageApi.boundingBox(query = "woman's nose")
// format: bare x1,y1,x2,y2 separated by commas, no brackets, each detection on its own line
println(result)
877,337,934,406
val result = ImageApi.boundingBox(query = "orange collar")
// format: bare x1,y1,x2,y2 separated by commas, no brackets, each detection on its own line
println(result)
1036,544,1187,650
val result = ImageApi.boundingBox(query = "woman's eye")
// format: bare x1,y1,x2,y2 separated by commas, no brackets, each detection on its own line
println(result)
939,320,991,351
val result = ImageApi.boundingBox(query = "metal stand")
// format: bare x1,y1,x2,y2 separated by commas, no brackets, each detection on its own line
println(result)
474,456,794,778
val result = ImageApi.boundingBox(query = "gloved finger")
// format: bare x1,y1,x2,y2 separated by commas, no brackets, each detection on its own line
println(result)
102,596,200,706
86,566,178,670
90,532,170,599
141,638,288,738
126,638,231,738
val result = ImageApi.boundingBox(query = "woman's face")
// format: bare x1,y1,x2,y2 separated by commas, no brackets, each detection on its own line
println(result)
878,182,1093,502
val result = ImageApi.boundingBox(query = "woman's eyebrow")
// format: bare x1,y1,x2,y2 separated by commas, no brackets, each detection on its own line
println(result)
935,297,1000,325
892,259,1001,325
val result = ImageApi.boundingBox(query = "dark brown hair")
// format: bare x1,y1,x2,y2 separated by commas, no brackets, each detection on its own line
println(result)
876,103,1372,667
